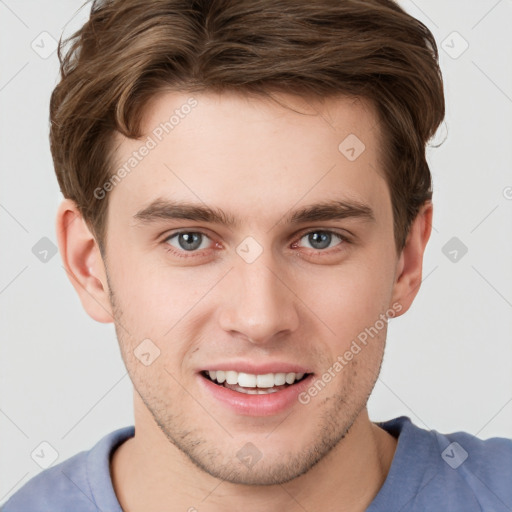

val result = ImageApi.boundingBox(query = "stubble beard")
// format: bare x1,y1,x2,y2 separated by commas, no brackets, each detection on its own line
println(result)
107,273,382,486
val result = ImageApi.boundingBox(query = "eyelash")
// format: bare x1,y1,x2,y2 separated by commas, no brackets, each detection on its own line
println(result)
162,229,350,259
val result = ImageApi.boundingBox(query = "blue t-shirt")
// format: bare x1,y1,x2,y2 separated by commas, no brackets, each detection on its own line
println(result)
2,416,511,511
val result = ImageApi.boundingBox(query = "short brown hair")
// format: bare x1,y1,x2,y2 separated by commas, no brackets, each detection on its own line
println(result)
50,0,444,252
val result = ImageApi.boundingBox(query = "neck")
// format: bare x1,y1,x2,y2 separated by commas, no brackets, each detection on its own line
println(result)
111,393,397,512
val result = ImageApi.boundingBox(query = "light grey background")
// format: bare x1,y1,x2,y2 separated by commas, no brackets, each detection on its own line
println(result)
1,0,511,505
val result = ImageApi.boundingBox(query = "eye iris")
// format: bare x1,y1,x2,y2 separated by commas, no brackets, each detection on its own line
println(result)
308,231,331,250
178,232,202,251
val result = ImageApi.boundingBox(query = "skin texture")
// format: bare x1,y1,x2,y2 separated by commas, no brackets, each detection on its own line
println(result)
57,91,432,511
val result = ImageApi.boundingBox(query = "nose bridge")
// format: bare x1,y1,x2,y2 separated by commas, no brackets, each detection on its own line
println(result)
218,250,299,343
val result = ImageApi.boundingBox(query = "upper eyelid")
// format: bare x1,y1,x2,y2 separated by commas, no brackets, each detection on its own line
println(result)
292,230,348,248
163,228,349,249
163,227,347,238
163,228,215,242
295,228,348,239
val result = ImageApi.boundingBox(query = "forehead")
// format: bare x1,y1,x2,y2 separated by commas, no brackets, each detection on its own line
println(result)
107,90,390,228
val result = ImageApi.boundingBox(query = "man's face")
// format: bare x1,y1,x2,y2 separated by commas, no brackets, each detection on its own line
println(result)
103,91,400,485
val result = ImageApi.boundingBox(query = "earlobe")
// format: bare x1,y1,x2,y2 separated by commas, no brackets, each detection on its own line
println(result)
390,201,433,316
56,199,114,323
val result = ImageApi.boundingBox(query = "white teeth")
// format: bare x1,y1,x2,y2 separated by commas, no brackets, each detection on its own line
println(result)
256,373,275,388
230,385,280,395
274,373,286,386
285,372,296,385
238,372,257,387
205,370,307,388
225,370,238,385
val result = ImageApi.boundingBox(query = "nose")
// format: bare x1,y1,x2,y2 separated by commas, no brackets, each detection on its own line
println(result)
217,254,300,345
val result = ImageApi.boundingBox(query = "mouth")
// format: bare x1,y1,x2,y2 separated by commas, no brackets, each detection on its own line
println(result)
200,370,311,395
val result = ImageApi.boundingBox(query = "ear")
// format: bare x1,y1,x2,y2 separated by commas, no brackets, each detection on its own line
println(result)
390,201,433,316
56,199,113,323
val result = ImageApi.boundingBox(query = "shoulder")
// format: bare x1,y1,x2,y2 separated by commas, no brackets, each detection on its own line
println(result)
1,450,93,512
1,426,134,512
372,417,512,511
442,426,512,462
435,427,512,498
382,415,512,471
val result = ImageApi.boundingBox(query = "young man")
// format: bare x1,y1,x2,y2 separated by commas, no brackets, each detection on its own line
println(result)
3,0,511,511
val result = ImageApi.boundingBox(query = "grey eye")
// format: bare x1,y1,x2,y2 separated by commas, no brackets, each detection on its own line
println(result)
300,231,342,250
167,232,209,251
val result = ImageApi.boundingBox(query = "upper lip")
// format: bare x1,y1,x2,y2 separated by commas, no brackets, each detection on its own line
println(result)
200,361,312,375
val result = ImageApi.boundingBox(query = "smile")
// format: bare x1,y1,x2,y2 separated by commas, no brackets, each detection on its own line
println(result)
202,370,310,395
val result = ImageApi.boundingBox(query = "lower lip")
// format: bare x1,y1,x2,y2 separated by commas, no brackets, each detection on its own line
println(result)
197,373,314,417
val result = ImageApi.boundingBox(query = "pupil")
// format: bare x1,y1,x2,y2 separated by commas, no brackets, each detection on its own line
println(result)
309,232,331,250
179,232,202,251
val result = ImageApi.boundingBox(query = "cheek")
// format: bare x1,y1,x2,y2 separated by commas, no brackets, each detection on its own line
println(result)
107,246,197,319
106,251,221,361
296,259,394,340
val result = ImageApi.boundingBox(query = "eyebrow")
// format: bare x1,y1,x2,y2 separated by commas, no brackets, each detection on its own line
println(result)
133,198,375,227
133,199,239,227
287,200,375,225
